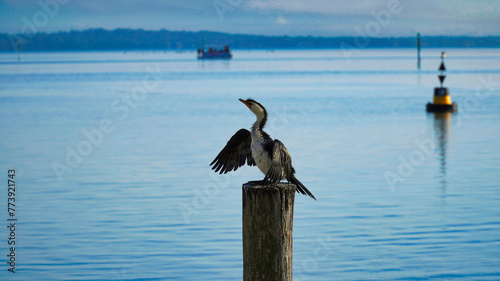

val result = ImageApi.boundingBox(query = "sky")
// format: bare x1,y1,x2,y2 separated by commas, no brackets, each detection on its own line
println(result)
1,0,500,37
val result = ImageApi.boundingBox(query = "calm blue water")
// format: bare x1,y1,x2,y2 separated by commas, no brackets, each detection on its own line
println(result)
1,48,500,280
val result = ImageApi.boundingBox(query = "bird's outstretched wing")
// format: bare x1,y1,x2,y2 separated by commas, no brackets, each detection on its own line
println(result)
210,129,255,174
265,139,317,200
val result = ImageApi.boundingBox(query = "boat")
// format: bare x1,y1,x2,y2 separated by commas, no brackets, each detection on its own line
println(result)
197,45,232,59
197,38,232,59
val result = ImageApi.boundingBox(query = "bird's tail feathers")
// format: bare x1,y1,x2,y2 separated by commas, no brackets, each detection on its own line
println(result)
290,175,316,200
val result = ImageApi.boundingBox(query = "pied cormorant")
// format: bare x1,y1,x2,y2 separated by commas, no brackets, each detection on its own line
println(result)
210,98,316,200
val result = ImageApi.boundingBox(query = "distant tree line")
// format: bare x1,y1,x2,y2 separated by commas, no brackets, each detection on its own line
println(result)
0,28,499,52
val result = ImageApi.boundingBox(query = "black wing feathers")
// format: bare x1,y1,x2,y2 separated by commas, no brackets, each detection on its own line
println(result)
264,139,317,200
263,140,291,183
290,175,316,200
210,129,255,174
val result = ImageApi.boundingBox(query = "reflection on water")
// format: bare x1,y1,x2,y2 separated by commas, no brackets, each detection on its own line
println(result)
433,112,451,194
197,59,231,70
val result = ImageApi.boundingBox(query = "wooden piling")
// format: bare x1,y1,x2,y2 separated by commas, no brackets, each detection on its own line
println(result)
242,181,295,281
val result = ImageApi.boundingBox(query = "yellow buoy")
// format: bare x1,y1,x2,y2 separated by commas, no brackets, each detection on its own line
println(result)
433,89,452,105
426,52,457,113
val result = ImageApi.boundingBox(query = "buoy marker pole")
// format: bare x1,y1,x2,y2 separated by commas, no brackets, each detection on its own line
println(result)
417,32,421,70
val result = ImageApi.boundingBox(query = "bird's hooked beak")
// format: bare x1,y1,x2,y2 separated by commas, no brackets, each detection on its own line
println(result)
239,98,251,109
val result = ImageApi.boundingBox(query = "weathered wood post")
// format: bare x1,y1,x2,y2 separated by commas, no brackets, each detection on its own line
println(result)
242,181,296,281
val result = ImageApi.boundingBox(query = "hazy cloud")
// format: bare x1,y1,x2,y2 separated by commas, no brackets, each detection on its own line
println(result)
246,0,382,15
276,16,289,25
0,0,499,36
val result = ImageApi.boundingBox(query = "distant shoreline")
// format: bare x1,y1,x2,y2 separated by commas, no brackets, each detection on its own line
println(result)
2,47,500,55
1,28,500,52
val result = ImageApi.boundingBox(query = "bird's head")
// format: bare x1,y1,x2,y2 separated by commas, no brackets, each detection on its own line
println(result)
239,98,268,128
